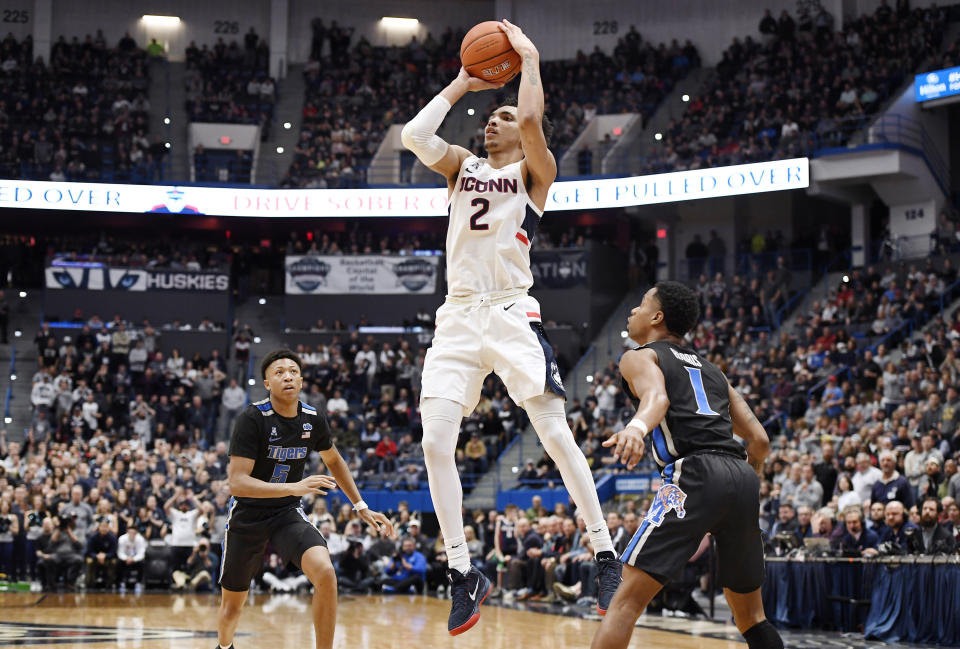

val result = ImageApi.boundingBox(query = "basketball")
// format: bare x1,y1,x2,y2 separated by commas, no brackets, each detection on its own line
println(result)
460,21,521,83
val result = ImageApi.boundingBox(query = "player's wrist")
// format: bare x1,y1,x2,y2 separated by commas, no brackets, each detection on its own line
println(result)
626,418,648,436
352,500,368,512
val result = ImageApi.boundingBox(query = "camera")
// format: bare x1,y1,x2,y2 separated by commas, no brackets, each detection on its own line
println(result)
0,517,9,533
27,512,42,527
59,512,77,529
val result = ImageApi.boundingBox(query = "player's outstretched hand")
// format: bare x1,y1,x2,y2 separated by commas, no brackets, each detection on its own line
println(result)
456,66,505,92
497,19,538,58
359,508,395,538
290,474,338,497
603,428,646,470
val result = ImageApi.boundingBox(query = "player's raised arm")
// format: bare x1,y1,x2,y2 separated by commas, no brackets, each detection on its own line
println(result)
401,68,504,185
727,382,770,476
603,348,670,469
498,20,557,191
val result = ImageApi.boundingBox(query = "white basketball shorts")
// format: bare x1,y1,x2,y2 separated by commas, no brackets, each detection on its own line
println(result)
421,291,565,413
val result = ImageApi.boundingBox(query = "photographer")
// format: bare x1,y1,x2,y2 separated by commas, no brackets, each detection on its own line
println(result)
0,499,18,578
171,538,218,592
117,525,147,589
85,518,118,589
336,541,376,594
59,486,95,539
39,515,84,589
380,537,426,594
879,500,923,554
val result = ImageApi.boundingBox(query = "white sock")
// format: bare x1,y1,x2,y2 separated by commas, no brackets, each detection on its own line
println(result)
421,398,468,574
525,394,613,554
445,534,470,575
587,520,615,554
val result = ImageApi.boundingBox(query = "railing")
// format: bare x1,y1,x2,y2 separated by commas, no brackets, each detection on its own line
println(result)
677,248,813,289
775,289,807,330
569,344,597,402
803,113,950,199
3,348,14,425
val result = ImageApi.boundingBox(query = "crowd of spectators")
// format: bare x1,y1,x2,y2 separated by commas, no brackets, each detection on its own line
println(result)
635,2,948,175
0,32,163,183
184,30,274,130
283,20,699,189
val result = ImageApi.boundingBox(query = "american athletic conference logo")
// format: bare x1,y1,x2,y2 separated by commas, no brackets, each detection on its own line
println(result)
287,257,331,292
392,259,435,292
645,483,688,527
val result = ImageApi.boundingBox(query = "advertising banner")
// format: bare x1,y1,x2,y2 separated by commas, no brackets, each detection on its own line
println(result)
915,66,960,102
285,255,440,295
45,264,229,292
0,158,809,217
529,250,589,288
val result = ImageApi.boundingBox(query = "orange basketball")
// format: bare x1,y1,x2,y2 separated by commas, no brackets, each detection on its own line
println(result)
460,21,521,83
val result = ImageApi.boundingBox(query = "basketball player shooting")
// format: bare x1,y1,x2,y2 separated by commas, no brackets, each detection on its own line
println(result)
215,349,394,649
401,20,622,636
590,282,783,649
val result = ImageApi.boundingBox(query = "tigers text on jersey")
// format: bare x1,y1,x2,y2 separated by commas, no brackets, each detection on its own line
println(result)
228,398,333,509
621,341,746,467
446,155,542,296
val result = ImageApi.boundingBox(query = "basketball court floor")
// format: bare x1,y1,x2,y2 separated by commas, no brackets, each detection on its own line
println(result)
0,591,920,648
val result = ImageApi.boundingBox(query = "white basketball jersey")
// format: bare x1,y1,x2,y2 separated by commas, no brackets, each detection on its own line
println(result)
446,156,542,296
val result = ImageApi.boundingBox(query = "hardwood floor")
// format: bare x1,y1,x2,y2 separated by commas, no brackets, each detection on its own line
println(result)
0,591,745,649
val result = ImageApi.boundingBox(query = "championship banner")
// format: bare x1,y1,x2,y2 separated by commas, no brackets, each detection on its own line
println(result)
530,250,589,288
0,158,809,217
285,255,439,295
45,264,229,292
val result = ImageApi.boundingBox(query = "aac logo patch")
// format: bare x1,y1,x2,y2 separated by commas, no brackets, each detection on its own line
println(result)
645,483,688,527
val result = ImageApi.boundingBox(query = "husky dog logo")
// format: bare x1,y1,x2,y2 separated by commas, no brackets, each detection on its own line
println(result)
393,259,435,292
287,257,331,292
550,360,564,390
147,187,203,214
645,483,688,527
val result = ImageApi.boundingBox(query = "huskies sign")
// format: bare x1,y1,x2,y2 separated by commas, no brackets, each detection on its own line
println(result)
45,265,229,292
285,255,439,295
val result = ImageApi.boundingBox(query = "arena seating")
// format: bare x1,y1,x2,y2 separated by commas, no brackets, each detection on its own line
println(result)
184,33,274,134
0,32,158,183
282,24,699,188
636,5,948,175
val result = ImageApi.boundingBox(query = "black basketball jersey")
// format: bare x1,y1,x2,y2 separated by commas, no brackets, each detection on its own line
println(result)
228,398,333,509
622,340,745,467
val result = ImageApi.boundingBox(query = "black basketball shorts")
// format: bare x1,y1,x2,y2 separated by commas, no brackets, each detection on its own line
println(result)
219,498,327,592
620,451,765,593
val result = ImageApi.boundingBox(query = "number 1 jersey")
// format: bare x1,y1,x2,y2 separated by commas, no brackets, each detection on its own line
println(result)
446,156,542,297
622,341,746,467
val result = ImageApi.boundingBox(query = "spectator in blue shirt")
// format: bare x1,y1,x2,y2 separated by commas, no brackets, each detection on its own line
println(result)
837,507,879,556
821,376,844,417
879,501,922,552
870,450,915,508
381,537,426,594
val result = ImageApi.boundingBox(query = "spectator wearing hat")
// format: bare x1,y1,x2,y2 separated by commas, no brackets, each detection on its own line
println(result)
870,451,915,508
405,519,431,558
918,457,946,501
518,459,538,487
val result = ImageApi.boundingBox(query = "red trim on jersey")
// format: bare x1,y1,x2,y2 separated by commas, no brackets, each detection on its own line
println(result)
526,312,541,319
515,231,529,245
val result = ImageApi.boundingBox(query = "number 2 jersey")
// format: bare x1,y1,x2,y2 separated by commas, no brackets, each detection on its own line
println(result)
446,155,542,297
622,340,746,468
228,398,333,509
